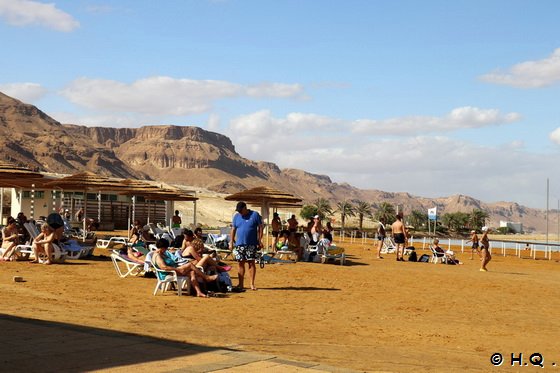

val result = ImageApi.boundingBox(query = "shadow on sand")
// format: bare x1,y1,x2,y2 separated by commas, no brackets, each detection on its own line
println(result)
0,314,237,372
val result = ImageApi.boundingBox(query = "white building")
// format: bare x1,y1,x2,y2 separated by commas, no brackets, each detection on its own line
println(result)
499,220,523,234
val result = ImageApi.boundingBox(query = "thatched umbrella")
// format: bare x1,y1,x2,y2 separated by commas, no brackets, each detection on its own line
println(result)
0,160,47,222
225,186,303,248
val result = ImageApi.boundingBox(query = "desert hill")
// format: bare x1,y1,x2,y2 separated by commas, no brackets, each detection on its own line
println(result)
0,91,552,232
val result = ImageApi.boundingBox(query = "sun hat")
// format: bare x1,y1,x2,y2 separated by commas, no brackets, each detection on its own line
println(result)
313,215,320,219
470,230,476,233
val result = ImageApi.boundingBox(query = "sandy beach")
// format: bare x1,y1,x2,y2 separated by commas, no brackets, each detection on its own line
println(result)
1,236,559,372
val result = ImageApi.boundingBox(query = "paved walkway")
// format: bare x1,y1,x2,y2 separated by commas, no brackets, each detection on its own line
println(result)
1,314,362,372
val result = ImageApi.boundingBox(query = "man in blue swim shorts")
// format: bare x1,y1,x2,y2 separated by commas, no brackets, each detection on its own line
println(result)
230,201,263,291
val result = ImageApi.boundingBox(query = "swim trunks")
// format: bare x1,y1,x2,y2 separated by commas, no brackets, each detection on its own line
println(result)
394,233,405,244
233,244,258,261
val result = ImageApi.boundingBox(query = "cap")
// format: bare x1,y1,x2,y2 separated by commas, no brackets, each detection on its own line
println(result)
482,226,488,232
235,201,247,212
313,215,320,219
470,230,475,233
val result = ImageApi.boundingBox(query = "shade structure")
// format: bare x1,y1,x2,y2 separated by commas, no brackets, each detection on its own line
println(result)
225,186,303,249
224,186,303,208
0,160,45,187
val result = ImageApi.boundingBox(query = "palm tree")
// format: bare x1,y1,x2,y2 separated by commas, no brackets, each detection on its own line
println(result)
469,209,489,230
374,202,396,224
313,198,333,219
336,200,355,233
354,200,372,231
408,209,426,230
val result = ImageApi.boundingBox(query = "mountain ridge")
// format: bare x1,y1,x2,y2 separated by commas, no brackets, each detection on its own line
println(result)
0,91,551,232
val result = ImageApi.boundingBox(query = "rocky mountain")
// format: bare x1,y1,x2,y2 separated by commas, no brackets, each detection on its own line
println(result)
0,91,552,232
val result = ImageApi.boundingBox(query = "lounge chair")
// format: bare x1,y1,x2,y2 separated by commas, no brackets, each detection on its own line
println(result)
151,261,191,296
380,237,396,254
23,222,67,263
317,239,345,265
430,245,448,264
205,233,232,260
96,236,129,249
110,250,145,278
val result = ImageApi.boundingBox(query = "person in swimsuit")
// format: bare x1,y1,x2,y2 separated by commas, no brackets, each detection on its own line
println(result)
391,213,407,261
0,217,20,262
466,230,481,260
271,212,282,249
479,227,492,272
376,219,386,259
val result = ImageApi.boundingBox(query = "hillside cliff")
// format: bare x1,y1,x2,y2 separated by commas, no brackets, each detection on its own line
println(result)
0,91,549,231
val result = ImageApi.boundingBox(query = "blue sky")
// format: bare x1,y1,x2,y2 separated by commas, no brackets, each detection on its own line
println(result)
1,0,560,208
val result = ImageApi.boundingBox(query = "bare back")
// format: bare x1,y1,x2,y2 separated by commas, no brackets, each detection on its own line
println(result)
392,220,405,235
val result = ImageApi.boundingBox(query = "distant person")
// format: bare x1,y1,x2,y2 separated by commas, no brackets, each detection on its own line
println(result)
230,201,263,291
480,226,492,272
376,219,386,259
392,213,407,261
75,208,84,222
171,210,182,228
287,214,298,233
466,230,481,260
310,215,323,245
0,217,20,261
323,221,334,243
271,212,282,249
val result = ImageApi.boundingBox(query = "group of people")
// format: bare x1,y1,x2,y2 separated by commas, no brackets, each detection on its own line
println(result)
0,212,67,265
374,213,492,270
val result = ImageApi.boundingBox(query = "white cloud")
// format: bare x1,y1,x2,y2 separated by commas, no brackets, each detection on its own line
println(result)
228,107,520,145
225,109,558,206
0,82,47,102
549,127,560,145
353,106,520,135
60,76,306,115
0,0,79,32
50,111,145,128
480,48,560,88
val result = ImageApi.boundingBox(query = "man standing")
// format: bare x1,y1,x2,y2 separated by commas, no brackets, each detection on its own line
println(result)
271,212,282,250
391,213,407,261
230,201,263,291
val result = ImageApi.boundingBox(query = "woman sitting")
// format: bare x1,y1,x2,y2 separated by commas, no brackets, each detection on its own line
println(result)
30,223,55,265
432,239,461,264
152,238,218,297
0,217,20,261
180,230,230,272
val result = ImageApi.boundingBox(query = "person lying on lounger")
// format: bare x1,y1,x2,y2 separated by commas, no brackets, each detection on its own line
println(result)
152,238,218,298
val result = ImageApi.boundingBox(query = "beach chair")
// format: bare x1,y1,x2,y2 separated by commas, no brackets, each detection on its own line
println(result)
380,237,396,254
430,246,447,264
151,261,191,296
205,233,232,260
110,250,145,278
23,222,67,263
317,239,345,265
301,232,319,261
96,236,129,249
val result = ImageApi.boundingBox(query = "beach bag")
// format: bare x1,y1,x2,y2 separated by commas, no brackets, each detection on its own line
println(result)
418,254,430,263
408,251,417,262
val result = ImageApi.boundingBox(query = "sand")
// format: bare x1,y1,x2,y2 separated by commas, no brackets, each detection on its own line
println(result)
1,237,559,372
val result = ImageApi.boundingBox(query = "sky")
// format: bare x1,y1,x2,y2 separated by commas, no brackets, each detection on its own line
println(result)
1,0,560,209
